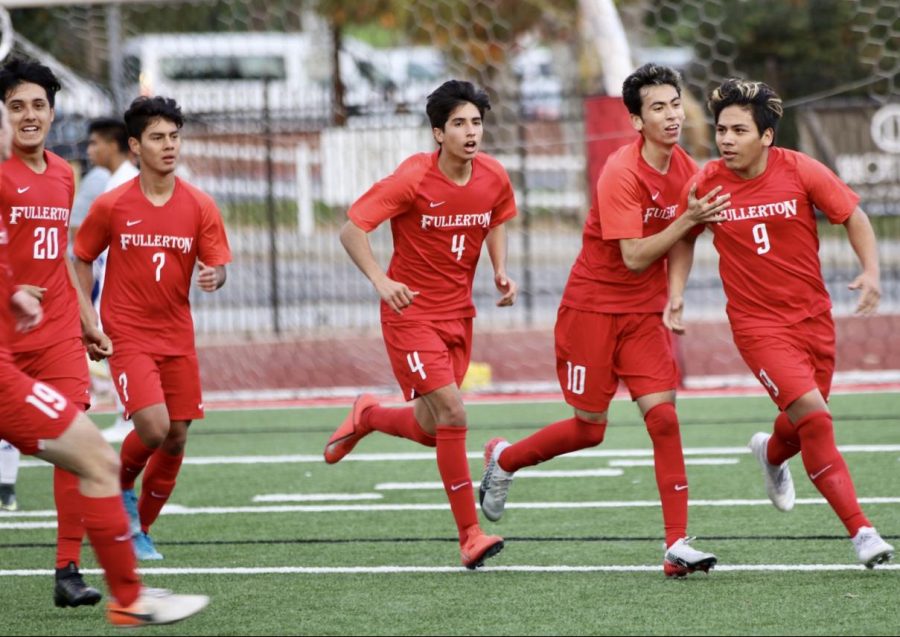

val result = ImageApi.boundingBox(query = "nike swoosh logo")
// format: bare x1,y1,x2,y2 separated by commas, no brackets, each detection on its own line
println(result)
674,484,688,491
126,220,142,227
809,464,833,481
17,187,30,194
108,608,155,623
651,191,660,201
429,201,446,208
149,491,168,498
450,481,470,492
114,532,134,542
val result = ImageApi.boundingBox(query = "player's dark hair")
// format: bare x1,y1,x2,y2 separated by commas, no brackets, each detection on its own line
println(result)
123,96,184,140
88,117,129,153
707,79,784,138
426,80,491,130
0,57,62,107
621,63,682,116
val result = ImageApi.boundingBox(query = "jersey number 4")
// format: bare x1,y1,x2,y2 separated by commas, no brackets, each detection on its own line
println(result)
451,234,466,261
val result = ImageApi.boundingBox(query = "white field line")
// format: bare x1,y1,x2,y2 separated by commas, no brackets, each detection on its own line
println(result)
253,493,383,503
17,444,900,469
375,468,623,491
0,564,897,577
610,458,740,467
2,497,898,526
0,522,57,529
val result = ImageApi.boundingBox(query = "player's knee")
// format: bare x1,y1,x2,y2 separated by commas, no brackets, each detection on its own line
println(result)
644,402,679,439
161,437,186,456
432,402,467,427
96,444,121,480
574,416,607,446
794,411,834,444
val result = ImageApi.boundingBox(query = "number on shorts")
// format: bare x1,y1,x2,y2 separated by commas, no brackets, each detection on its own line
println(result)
752,223,770,255
24,382,67,419
152,251,166,282
758,368,779,397
566,361,586,395
407,351,427,380
118,372,130,402
33,227,59,260
451,234,466,261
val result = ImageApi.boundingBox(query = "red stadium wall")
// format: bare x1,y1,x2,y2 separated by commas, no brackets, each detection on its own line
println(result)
196,314,900,395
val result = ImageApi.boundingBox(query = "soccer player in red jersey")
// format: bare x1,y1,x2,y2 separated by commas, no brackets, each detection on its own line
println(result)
323,80,517,568
478,64,729,576
0,58,117,607
0,98,209,628
665,78,893,568
74,96,231,562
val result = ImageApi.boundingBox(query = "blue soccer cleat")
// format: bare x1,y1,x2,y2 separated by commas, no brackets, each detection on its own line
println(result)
133,531,164,561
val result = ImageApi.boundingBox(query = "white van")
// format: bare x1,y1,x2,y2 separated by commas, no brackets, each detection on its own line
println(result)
122,32,393,118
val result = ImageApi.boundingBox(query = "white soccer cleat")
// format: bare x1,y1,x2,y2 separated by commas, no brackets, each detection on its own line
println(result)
479,438,514,522
852,527,894,569
749,432,795,512
106,587,209,627
663,537,717,577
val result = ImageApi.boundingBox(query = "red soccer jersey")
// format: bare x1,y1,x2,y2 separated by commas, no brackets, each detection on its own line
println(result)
348,151,517,322
681,147,859,331
74,177,231,355
0,152,80,352
562,137,698,313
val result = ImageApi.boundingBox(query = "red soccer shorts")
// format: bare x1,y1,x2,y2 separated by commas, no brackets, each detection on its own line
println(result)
732,311,836,410
108,350,204,421
13,337,91,411
0,354,79,455
555,306,678,413
382,318,473,401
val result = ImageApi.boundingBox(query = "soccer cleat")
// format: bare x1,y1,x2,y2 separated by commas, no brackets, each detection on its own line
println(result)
133,531,164,561
460,526,504,569
479,438,514,522
748,432,795,512
106,587,209,627
663,537,717,577
323,394,379,464
122,488,141,536
852,527,894,569
54,561,103,608
0,484,17,512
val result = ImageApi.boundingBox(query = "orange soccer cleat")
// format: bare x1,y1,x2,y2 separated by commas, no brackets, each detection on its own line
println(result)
460,526,504,569
106,588,209,627
323,394,380,464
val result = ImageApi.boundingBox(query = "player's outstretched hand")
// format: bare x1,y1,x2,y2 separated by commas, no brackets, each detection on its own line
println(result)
375,276,419,314
685,184,730,225
10,289,42,333
196,260,219,292
495,272,517,307
663,295,686,335
84,326,114,361
849,272,881,315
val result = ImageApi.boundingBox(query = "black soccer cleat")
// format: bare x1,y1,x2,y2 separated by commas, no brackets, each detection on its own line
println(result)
54,562,103,608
